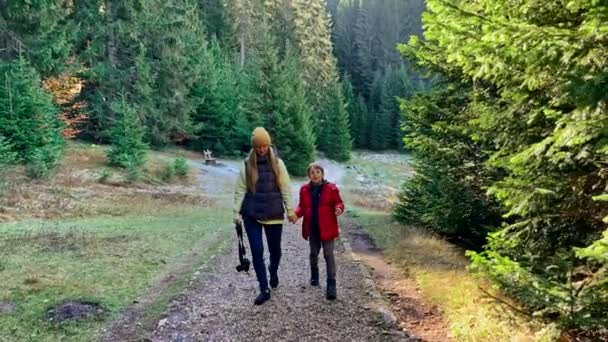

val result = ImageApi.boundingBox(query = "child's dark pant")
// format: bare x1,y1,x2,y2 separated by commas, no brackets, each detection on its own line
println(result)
309,235,336,280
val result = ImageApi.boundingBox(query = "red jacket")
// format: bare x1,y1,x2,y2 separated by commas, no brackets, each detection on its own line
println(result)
295,181,345,241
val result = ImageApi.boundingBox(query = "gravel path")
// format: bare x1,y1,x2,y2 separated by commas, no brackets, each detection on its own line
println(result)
150,221,410,341
152,225,408,341
143,157,414,341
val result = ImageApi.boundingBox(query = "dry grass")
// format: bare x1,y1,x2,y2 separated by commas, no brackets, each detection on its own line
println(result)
349,207,555,341
0,141,206,222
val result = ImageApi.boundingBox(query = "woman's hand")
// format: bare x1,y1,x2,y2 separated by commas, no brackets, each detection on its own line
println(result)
288,212,298,223
234,213,242,224
335,207,344,216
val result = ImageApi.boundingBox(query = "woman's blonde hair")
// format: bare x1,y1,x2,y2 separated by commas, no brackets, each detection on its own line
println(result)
246,147,281,193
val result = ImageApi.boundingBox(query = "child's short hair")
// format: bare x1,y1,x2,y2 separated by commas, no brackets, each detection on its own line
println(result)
306,162,324,176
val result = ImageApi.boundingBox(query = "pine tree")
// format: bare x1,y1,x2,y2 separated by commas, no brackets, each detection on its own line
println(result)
354,94,369,147
368,70,389,150
0,0,74,75
0,136,17,172
317,81,352,161
244,28,315,175
78,0,209,146
290,0,340,93
0,58,64,167
242,25,283,129
342,74,361,146
107,96,147,170
191,38,249,156
200,0,233,43
380,64,413,149
138,0,208,146
262,0,294,57
402,0,608,331
352,1,374,95
225,0,262,66
334,0,359,76
272,49,316,176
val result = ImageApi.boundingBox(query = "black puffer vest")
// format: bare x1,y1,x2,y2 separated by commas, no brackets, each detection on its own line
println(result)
240,156,284,221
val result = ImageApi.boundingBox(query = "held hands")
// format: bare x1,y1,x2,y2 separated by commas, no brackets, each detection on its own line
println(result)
287,211,298,224
335,207,344,216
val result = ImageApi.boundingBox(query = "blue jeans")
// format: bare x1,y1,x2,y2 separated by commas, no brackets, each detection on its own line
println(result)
243,216,283,291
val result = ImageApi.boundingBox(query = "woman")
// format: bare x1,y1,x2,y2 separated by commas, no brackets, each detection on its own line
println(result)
234,127,297,305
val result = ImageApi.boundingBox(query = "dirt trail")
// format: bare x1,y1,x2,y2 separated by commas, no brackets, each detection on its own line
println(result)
151,221,412,341
345,221,452,342
104,155,448,341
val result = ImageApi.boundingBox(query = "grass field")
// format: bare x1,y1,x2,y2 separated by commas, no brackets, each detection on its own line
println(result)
0,207,231,342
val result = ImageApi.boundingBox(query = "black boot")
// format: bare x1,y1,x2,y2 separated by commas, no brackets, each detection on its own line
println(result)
254,289,271,305
270,273,279,289
269,263,279,289
310,266,319,286
326,279,336,300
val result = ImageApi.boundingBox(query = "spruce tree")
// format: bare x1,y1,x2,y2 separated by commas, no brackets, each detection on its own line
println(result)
290,0,340,93
342,73,360,148
0,136,17,172
355,94,369,147
107,96,147,170
402,0,608,331
272,50,316,176
225,0,263,66
0,0,73,75
243,28,315,175
317,81,352,162
78,0,208,146
0,58,64,167
200,0,233,43
380,64,413,149
138,0,208,146
191,38,249,156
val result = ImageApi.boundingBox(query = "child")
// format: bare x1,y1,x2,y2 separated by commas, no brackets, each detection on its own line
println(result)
295,162,345,300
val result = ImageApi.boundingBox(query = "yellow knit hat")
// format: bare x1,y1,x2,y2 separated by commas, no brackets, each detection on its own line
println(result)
251,127,272,147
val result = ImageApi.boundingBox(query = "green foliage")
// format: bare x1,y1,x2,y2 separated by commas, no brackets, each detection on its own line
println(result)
244,30,316,175
400,0,608,334
173,157,189,177
394,86,501,244
191,38,250,156
353,94,369,147
334,0,425,97
0,136,17,172
342,73,362,148
107,98,147,170
201,0,233,43
25,143,63,179
160,162,176,182
316,81,352,162
78,0,208,146
272,49,316,175
468,229,608,332
0,0,74,75
0,58,64,171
